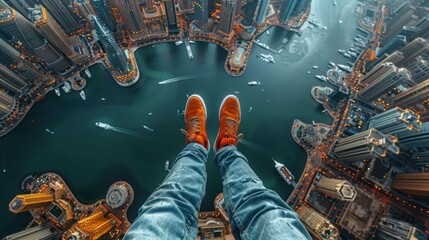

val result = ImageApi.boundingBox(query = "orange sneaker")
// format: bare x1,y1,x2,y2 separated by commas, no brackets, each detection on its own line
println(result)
214,95,243,152
181,94,210,150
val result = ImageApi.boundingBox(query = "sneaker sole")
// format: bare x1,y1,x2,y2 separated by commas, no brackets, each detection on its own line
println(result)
213,95,241,153
185,94,210,150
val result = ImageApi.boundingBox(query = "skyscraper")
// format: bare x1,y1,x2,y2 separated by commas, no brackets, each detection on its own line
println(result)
144,0,157,13
358,63,410,103
333,128,400,162
380,5,416,46
0,4,72,74
217,0,237,36
397,122,429,150
315,177,357,202
378,35,407,57
254,0,269,24
366,107,421,136
392,172,429,197
296,205,339,240
92,16,130,76
376,217,425,240
0,64,28,94
393,79,429,121
75,0,97,25
374,51,405,67
164,0,179,33
0,91,14,119
397,37,429,67
279,0,298,23
179,0,194,12
39,0,82,34
29,5,89,65
9,193,54,213
291,0,311,19
194,0,209,27
241,0,258,27
407,56,429,84
113,0,146,40
90,0,117,32
2,225,58,240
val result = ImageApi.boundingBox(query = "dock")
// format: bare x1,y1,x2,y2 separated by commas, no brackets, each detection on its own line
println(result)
184,40,194,60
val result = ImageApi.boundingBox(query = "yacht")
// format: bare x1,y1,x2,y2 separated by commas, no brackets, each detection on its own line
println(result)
84,68,92,78
333,0,337,5
339,20,343,24
64,81,72,90
312,65,319,69
80,90,86,100
148,112,153,116
343,53,352,58
273,159,295,185
248,81,261,86
315,75,327,81
338,49,346,54
328,62,336,68
189,40,195,44
62,85,70,93
165,161,170,171
266,30,270,35
143,125,154,132
55,88,61,96
101,98,106,101
95,122,110,129
45,129,54,135
338,64,352,72
175,41,183,46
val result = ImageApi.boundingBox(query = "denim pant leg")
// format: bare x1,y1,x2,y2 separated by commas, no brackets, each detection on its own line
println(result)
214,146,311,240
124,143,208,240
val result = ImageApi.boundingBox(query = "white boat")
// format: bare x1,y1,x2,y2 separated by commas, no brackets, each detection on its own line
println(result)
165,161,170,171
338,64,352,73
312,65,319,69
143,125,154,132
55,88,61,96
234,91,240,94
248,81,261,86
315,75,327,81
64,81,72,90
281,38,288,44
45,129,54,135
101,98,106,101
339,20,343,24
80,90,86,100
323,26,328,30
248,107,253,113
328,62,336,68
333,0,337,5
189,40,195,44
62,85,70,93
343,53,352,58
273,159,295,185
148,112,153,116
84,68,92,78
266,30,270,35
338,49,346,54
95,122,110,129
175,41,183,46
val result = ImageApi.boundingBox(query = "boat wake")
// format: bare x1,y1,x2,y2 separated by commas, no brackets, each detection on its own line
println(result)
158,73,215,85
108,125,160,142
239,140,279,158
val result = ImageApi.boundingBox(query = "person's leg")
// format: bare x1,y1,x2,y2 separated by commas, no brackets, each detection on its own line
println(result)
125,95,210,240
213,95,311,240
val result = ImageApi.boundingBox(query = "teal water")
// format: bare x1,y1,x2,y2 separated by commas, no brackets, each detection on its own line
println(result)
0,0,360,236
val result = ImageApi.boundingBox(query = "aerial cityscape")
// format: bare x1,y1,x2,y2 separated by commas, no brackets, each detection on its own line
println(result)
0,0,429,239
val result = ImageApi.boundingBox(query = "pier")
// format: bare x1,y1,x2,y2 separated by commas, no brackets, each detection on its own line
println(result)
184,40,194,60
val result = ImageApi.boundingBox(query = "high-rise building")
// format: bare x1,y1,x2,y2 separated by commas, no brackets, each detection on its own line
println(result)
29,5,89,65
279,0,298,23
74,0,97,26
380,5,416,46
194,0,209,27
90,0,117,32
9,193,54,213
366,107,422,136
0,91,14,119
254,0,269,24
407,56,429,84
333,128,400,162
0,64,28,94
376,217,425,240
397,122,429,150
0,4,72,74
39,0,82,34
113,0,146,40
179,0,193,11
358,63,410,103
91,16,130,76
393,79,429,121
241,0,258,27
144,0,157,13
217,0,236,36
296,205,339,240
378,35,407,57
164,0,179,33
315,177,357,202
392,172,429,197
2,225,58,240
414,14,429,40
397,38,429,67
374,51,405,67
3,0,35,17
291,0,311,19
411,151,429,166
0,36,21,66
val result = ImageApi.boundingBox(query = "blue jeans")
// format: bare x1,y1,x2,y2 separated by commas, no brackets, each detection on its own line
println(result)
124,143,311,239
